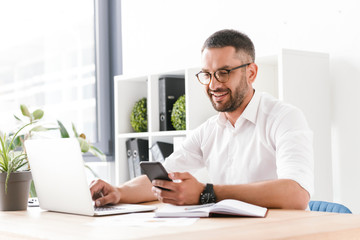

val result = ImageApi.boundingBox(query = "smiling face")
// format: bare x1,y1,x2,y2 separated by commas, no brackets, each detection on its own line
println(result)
201,46,256,114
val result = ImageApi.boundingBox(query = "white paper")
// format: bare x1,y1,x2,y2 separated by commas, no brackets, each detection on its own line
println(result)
86,212,198,228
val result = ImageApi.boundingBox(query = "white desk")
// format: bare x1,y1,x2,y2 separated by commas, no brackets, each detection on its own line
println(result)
1,204,360,240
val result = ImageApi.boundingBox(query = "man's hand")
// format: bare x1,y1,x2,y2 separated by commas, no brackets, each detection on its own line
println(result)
90,179,121,207
151,172,205,205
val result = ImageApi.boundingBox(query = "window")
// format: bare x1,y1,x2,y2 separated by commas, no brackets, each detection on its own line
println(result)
0,0,121,161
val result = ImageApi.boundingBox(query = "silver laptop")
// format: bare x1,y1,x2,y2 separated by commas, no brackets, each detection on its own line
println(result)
25,138,156,216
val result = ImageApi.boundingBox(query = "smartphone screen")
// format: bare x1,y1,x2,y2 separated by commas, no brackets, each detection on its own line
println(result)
140,161,171,182
140,161,173,191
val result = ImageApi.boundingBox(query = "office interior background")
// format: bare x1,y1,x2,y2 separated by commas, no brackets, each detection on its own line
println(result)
1,0,360,213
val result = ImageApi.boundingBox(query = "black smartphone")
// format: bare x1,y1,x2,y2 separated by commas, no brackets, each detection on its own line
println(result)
140,161,171,182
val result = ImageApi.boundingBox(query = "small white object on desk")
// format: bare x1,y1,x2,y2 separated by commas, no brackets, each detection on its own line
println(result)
28,198,39,207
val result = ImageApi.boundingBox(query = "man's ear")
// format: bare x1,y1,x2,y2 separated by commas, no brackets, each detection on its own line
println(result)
247,63,258,84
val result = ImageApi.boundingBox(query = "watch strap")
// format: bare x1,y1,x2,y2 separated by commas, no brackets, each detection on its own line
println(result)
200,183,216,204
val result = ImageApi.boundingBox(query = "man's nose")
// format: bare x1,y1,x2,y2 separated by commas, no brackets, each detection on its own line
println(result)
208,74,222,90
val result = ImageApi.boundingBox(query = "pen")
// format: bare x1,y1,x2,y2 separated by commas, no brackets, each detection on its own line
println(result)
185,203,215,210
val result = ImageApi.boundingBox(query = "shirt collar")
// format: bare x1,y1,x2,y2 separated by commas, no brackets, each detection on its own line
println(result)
240,90,261,125
217,90,261,126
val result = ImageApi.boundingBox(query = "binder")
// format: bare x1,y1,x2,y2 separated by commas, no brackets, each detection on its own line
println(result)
150,141,174,163
159,76,185,131
126,139,135,179
125,138,149,178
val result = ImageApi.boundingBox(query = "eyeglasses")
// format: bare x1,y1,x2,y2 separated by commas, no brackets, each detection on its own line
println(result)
195,63,251,85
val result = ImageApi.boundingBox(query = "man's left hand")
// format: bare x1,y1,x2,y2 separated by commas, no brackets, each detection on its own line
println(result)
151,172,205,205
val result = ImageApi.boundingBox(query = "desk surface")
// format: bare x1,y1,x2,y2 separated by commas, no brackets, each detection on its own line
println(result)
1,204,360,240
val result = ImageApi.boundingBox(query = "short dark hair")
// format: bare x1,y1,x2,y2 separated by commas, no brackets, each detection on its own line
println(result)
201,29,255,62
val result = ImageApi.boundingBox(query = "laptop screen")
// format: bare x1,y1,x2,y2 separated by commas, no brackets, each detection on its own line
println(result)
25,138,95,215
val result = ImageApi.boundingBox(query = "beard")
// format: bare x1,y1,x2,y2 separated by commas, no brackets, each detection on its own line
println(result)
207,75,249,112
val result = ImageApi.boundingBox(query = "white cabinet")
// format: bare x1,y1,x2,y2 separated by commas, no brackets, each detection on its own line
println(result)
114,49,332,202
255,49,331,201
113,69,216,185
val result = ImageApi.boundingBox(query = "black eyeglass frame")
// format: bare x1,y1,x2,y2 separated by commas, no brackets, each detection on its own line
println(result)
195,63,251,85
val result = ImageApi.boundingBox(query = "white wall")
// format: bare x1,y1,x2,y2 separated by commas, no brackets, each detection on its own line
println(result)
121,0,360,213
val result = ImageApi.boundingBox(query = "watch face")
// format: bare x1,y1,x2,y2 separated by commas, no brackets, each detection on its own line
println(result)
200,192,216,204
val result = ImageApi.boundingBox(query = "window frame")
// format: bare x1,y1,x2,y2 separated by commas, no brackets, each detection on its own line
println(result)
86,0,122,162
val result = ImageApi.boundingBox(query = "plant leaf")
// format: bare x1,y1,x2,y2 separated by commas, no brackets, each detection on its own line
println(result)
89,145,106,161
84,164,99,178
29,180,37,197
57,120,70,138
8,122,33,154
30,126,49,132
72,123,79,138
0,122,32,192
0,135,8,171
30,126,58,132
77,137,90,152
0,150,6,171
14,115,23,122
5,172,10,193
11,153,28,171
20,104,31,118
32,109,44,120
13,135,24,149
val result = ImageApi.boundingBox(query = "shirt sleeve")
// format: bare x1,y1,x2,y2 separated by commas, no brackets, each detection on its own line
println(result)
272,106,314,197
163,126,205,173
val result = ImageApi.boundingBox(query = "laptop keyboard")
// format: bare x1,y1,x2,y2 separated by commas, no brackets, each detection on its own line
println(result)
95,206,125,212
93,204,157,216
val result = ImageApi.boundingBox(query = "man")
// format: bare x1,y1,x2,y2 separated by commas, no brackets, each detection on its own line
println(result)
90,29,313,210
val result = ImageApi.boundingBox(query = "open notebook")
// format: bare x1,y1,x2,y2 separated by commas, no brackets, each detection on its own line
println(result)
25,138,156,216
155,199,267,218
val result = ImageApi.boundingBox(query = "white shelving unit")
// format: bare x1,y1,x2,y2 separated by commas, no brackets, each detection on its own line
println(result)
114,49,331,202
114,68,216,185
255,49,331,202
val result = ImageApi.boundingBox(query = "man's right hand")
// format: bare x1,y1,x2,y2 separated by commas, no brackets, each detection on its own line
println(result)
90,179,121,207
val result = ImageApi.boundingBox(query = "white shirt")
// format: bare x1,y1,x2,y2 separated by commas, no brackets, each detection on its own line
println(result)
164,91,314,196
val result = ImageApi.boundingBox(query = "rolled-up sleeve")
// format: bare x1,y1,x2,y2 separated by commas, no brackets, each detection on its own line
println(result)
274,106,314,197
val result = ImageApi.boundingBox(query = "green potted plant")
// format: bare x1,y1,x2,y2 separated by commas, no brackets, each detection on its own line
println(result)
171,95,186,130
14,104,106,197
130,97,147,132
0,104,106,211
16,103,106,165
0,123,32,211
13,104,58,197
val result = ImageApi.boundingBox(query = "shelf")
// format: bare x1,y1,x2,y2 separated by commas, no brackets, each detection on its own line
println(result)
150,130,187,137
113,68,216,185
117,132,150,139
117,130,186,139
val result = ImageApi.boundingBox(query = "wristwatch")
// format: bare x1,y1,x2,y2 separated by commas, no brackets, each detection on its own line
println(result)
200,183,216,204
